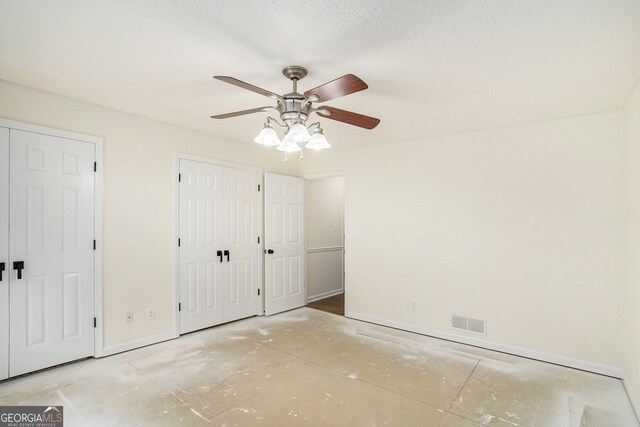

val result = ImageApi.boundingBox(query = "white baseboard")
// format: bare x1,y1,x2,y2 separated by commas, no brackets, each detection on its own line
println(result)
623,376,640,423
100,331,178,357
307,288,344,303
347,311,623,378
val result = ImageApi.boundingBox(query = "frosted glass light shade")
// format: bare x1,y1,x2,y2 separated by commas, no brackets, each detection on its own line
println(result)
305,132,331,150
277,134,301,152
254,126,280,146
286,123,312,142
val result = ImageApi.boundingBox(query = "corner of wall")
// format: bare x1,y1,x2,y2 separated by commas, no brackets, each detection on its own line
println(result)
623,76,640,414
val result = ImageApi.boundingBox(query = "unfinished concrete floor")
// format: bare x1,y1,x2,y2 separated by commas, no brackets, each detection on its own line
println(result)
0,308,636,426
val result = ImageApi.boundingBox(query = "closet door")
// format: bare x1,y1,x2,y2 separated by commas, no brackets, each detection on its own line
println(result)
222,167,260,322
178,159,225,333
9,130,95,377
0,127,9,380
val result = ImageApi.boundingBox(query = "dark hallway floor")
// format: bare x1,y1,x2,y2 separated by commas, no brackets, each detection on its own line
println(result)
306,293,344,316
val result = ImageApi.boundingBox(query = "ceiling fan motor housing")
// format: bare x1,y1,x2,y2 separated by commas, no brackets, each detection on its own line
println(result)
277,96,312,126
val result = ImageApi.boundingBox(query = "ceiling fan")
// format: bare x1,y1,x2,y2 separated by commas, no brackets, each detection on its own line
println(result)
211,65,380,159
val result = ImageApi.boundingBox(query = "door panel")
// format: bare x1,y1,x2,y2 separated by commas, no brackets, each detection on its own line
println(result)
264,173,305,315
0,127,8,380
178,159,225,333
9,129,95,377
223,167,259,322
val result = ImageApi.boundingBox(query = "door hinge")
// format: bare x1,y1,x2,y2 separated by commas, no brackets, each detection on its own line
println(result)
258,184,260,191
178,302,182,311
258,289,260,296
93,162,97,172
93,317,97,328
178,238,181,247
93,240,96,250
258,236,260,244
178,173,181,182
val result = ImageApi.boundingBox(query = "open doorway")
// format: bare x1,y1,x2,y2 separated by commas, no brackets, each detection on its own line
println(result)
304,174,345,316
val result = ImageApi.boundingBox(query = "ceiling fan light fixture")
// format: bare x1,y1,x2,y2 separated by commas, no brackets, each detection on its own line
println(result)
277,133,301,152
254,124,281,146
305,128,331,150
211,66,380,161
286,122,312,143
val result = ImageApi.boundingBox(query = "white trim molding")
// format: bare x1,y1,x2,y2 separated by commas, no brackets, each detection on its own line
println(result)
307,289,344,303
175,152,263,174
307,245,343,254
302,171,349,180
347,311,624,379
622,377,640,423
0,118,103,144
101,331,177,357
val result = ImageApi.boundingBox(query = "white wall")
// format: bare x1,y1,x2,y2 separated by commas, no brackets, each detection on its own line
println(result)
306,177,344,301
0,80,298,349
624,81,640,410
1,78,632,383
300,111,625,371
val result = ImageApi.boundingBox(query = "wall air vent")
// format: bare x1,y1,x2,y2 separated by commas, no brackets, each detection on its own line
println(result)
451,315,486,335
467,317,486,334
451,315,467,330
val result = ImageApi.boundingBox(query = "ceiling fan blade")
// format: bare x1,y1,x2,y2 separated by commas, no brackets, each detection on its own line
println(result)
214,76,281,99
316,106,380,129
211,106,275,119
304,74,368,102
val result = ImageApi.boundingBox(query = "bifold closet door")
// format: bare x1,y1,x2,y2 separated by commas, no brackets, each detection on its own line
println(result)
264,173,305,316
223,167,260,322
178,160,260,334
0,127,9,380
178,159,225,334
9,129,95,377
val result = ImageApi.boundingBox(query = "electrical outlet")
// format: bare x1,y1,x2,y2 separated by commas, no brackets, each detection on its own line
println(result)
126,312,134,323
147,308,156,320
411,301,416,310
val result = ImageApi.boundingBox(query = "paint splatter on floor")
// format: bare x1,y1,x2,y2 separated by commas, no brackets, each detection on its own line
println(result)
0,308,636,426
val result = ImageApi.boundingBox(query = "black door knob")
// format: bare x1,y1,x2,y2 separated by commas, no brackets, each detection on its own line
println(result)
0,262,4,282
13,261,24,280
267,249,274,254
217,250,223,262
224,250,230,262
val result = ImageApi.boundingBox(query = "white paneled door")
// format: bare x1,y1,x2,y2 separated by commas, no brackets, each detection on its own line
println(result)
223,167,260,323
9,129,95,377
178,159,260,334
178,160,226,333
264,173,305,316
0,127,9,380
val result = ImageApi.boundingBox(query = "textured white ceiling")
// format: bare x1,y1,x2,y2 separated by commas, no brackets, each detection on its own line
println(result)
1,0,639,150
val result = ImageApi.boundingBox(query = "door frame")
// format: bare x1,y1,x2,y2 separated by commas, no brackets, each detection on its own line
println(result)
0,117,105,358
173,153,264,336
301,171,349,316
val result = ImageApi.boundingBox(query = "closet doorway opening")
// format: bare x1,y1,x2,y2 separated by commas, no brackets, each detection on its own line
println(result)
304,173,346,316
